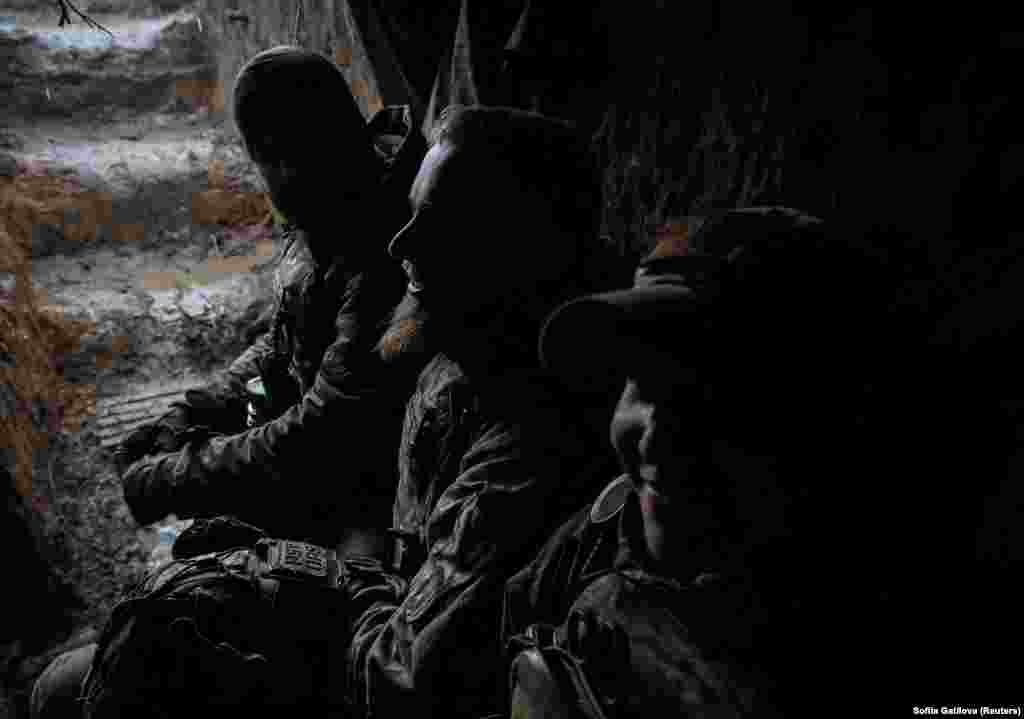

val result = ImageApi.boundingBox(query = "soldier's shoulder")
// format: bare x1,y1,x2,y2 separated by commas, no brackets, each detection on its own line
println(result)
413,354,468,405
276,233,315,286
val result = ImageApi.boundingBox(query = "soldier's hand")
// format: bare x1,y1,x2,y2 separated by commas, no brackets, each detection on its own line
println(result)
149,404,192,453
119,429,219,526
183,388,250,435
119,451,181,527
114,406,192,476
114,423,161,476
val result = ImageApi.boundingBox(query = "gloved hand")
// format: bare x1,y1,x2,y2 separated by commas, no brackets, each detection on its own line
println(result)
172,515,268,559
120,450,183,526
113,386,250,477
120,428,216,526
182,388,249,433
113,404,191,476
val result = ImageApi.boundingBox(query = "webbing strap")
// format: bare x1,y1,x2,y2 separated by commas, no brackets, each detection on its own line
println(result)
508,626,615,719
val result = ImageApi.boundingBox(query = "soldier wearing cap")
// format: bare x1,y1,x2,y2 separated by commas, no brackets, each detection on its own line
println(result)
504,207,908,716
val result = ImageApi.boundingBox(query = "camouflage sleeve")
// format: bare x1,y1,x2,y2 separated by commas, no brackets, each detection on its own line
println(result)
182,227,301,420
349,400,613,719
120,269,410,536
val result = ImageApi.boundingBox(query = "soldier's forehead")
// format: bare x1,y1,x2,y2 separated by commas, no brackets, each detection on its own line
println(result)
409,142,506,209
410,143,457,202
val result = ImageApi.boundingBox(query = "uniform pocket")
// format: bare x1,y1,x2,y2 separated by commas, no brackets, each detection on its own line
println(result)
402,559,476,629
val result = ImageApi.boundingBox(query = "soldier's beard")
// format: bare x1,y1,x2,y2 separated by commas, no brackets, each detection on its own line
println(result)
377,278,569,369
378,292,432,363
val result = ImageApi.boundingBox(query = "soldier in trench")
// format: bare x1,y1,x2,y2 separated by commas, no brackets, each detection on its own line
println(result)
339,104,622,719
28,45,427,718
502,207,873,716
30,104,623,717
501,208,1019,715
113,45,427,545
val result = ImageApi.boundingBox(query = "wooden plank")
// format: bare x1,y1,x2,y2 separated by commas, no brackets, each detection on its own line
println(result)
99,420,179,447
97,399,181,424
99,402,162,418
96,387,193,407
98,406,155,420
97,418,152,441
96,410,165,429
98,397,179,419
98,412,165,431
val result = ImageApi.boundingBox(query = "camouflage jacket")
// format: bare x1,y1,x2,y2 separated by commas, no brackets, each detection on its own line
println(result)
225,226,334,412
502,485,772,715
345,349,618,719
121,106,426,545
200,105,426,416
501,479,899,716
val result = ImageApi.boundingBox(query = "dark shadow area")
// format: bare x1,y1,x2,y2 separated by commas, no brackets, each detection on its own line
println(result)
1,0,1019,715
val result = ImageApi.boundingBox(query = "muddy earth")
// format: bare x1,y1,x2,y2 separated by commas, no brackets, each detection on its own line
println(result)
1,7,280,715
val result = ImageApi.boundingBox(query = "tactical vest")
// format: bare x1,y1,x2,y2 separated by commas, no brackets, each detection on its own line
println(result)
79,522,349,716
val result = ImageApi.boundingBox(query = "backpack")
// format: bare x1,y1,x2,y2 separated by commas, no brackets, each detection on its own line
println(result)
79,518,348,716
507,610,630,719
506,570,769,719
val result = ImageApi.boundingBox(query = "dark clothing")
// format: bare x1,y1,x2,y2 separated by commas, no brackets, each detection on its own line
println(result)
217,225,339,415
504,486,779,715
33,541,353,719
344,352,618,719
121,253,408,543
30,644,96,719
186,103,425,421
120,106,426,545
502,475,1024,715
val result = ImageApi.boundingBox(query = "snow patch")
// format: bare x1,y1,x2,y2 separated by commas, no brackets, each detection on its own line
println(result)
27,13,200,52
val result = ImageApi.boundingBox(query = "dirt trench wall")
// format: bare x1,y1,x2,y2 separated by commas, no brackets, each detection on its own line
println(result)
1,4,278,503
0,1,192,17
0,12,214,122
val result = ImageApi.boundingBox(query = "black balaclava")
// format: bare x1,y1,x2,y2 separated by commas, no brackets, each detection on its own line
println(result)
232,46,380,247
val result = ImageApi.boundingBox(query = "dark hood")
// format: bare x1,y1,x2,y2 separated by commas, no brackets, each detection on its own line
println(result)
233,45,369,162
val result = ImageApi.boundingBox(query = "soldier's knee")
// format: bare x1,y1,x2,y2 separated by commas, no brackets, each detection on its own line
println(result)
30,643,96,719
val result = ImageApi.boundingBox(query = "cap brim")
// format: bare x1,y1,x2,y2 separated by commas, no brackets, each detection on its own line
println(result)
539,283,699,393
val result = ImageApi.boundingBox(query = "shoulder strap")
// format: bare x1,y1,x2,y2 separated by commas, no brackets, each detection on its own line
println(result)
507,621,622,719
